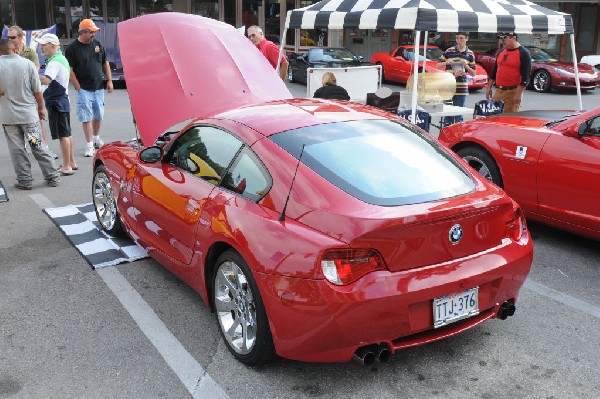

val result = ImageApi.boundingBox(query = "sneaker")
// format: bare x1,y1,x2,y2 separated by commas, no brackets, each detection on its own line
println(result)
93,137,104,149
47,179,60,187
14,181,32,190
84,146,95,157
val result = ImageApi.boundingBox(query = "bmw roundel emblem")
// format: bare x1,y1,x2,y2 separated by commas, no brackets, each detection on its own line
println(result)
449,224,463,245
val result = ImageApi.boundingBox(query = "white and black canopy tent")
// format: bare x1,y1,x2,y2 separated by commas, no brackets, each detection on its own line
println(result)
278,0,579,119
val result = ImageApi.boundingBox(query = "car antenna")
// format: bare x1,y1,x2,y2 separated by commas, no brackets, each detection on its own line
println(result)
279,144,305,222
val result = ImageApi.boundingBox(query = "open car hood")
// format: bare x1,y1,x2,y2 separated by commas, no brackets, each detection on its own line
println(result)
118,13,292,145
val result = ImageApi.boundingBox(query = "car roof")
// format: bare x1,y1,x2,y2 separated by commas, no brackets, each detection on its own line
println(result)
213,98,395,136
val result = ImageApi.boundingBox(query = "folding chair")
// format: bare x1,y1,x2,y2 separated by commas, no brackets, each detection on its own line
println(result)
397,109,431,132
473,99,504,119
366,87,401,113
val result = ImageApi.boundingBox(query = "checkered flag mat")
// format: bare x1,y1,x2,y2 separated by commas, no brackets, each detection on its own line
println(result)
0,179,8,203
43,203,148,269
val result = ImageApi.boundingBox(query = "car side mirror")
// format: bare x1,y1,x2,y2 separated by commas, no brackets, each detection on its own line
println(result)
578,123,587,135
139,146,163,163
395,56,405,61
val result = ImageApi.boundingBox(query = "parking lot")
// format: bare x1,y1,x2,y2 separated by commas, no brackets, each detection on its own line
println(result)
0,82,599,398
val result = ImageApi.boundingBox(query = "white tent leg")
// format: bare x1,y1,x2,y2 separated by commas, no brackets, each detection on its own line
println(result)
410,30,422,124
276,27,288,77
570,34,582,110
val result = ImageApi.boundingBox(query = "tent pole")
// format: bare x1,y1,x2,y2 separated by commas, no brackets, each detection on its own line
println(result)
410,30,422,124
276,27,288,76
422,31,429,72
569,34,582,110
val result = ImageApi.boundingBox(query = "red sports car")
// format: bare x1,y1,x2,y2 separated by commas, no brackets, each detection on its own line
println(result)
438,108,600,241
475,46,600,93
371,45,489,90
92,13,532,366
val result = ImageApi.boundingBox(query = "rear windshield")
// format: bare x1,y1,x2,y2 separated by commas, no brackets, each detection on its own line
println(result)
269,120,475,206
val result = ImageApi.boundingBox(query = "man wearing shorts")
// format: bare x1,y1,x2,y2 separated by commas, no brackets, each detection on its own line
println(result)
65,18,113,157
37,33,76,175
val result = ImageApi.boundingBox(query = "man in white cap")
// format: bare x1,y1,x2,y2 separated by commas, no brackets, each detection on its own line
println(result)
64,18,113,157
37,33,76,175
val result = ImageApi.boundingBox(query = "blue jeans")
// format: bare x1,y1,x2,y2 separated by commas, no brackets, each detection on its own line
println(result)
442,94,467,126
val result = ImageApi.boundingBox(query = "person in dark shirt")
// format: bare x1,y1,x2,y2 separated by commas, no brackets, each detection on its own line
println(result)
64,19,113,157
313,72,350,101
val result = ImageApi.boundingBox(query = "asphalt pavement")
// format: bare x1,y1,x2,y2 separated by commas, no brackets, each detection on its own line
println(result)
0,82,599,398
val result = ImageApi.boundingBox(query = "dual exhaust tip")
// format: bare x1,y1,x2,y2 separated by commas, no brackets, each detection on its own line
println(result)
497,300,516,320
352,344,391,366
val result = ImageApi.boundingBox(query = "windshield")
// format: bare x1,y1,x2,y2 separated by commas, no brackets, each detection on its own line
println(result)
544,112,583,128
527,47,559,62
403,48,445,62
269,120,475,206
308,48,359,63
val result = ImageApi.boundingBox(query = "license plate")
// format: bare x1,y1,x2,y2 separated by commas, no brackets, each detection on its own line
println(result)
433,287,479,328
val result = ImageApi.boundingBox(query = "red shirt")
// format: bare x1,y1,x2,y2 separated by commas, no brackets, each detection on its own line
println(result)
491,46,532,87
257,38,287,69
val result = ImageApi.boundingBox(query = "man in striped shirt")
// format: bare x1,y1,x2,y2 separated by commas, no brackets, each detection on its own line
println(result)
437,32,476,125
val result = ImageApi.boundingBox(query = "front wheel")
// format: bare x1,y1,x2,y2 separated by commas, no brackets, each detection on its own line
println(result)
92,165,125,236
457,147,504,188
213,250,274,366
532,70,551,93
287,66,294,83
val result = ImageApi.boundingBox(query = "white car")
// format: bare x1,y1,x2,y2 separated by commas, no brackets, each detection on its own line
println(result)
581,55,600,71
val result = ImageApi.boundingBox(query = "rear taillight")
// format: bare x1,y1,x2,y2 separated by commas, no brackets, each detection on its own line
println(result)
321,249,386,285
505,208,527,241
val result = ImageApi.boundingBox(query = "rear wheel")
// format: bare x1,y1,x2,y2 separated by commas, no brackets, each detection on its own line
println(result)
92,165,125,236
532,70,552,93
457,147,504,187
213,250,274,366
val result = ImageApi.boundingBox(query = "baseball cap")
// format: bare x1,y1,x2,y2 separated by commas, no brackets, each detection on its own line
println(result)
36,33,60,46
497,32,517,39
79,19,100,32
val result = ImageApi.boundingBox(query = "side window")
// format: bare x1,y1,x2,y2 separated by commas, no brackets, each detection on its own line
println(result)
587,116,600,136
168,126,243,184
221,147,271,201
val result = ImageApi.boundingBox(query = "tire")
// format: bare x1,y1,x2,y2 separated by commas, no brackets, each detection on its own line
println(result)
457,147,504,188
213,250,274,366
287,66,294,83
532,70,552,93
92,164,125,236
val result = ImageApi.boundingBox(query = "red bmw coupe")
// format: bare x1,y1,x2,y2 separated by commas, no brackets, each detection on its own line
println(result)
438,108,600,240
371,45,489,90
92,13,532,366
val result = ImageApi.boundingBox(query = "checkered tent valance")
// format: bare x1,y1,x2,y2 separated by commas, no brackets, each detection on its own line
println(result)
285,0,573,35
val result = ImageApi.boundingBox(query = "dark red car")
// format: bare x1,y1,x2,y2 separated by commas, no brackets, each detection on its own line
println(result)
475,46,600,92
438,108,600,240
92,13,533,366
371,45,489,90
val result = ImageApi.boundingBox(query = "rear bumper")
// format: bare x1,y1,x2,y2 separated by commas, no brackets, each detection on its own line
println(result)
256,234,532,363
